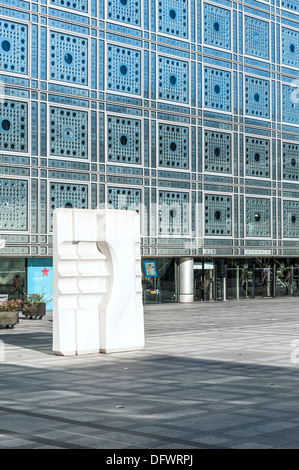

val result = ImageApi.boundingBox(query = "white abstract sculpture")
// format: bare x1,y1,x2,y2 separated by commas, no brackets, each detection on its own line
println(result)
52,209,144,356
0,239,5,249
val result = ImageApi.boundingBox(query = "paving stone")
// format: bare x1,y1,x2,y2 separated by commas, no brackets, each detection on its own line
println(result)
0,298,299,448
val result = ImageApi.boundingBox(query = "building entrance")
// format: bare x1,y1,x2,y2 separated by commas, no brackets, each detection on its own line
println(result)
254,261,272,298
224,258,299,300
275,261,299,297
194,261,214,301
226,258,273,299
141,257,299,304
227,262,253,299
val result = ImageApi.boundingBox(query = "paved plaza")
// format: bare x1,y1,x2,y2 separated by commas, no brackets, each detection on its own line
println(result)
1,298,299,449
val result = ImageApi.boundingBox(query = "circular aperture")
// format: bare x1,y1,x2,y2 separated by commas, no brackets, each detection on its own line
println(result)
214,85,220,94
120,135,128,146
64,53,73,65
169,75,177,86
290,44,295,53
214,147,221,157
253,33,260,44
170,141,177,152
255,213,261,222
254,93,260,102
120,0,128,5
169,9,176,20
215,210,221,220
64,127,73,139
1,119,10,131
213,21,220,32
254,153,260,162
291,158,296,167
1,40,10,52
292,215,296,224
120,64,128,75
169,209,177,218
64,202,73,208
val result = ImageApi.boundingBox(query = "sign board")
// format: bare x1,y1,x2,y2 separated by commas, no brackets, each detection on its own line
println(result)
143,261,158,277
27,259,53,311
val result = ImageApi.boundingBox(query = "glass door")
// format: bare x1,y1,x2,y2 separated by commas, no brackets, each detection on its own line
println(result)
275,261,299,297
194,260,214,301
227,263,253,299
254,262,272,298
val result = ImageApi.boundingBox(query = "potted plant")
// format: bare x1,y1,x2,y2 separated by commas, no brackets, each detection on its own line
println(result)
22,292,51,319
0,299,21,328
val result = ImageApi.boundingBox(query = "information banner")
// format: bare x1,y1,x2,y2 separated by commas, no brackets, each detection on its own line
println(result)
143,261,158,278
27,259,53,311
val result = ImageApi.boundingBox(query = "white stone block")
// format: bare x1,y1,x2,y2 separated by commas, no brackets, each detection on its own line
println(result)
52,208,144,356
75,309,100,355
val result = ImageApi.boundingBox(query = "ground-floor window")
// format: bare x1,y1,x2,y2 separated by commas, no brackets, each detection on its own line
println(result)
1,256,299,305
142,258,177,304
0,259,26,300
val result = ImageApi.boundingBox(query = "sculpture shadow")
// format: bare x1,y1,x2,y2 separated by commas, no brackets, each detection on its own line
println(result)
0,331,53,355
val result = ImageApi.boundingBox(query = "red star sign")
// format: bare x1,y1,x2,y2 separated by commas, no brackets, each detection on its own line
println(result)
42,267,49,277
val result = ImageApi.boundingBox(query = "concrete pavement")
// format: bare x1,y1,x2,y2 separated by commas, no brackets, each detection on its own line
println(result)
0,298,299,449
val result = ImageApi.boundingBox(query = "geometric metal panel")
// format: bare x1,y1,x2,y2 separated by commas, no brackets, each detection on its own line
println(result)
0,178,27,231
50,0,88,13
49,31,88,86
158,123,189,169
246,197,271,237
203,66,231,111
204,130,231,174
107,44,141,95
203,3,231,50
158,57,189,103
0,99,27,152
49,106,88,159
157,0,188,39
107,115,141,164
158,190,189,235
158,56,189,104
281,0,299,12
244,76,270,119
283,200,299,238
107,0,141,27
282,84,299,125
283,142,299,181
244,16,269,60
282,27,299,68
245,136,270,178
204,194,232,236
0,19,28,75
49,182,88,231
107,186,141,211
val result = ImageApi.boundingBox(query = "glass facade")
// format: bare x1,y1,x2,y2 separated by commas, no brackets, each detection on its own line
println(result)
0,0,298,302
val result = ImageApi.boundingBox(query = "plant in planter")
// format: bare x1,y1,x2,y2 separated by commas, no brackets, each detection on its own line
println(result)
0,299,21,328
22,292,52,320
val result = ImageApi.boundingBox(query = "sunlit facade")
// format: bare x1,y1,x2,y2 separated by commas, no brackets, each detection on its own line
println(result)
0,0,299,303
